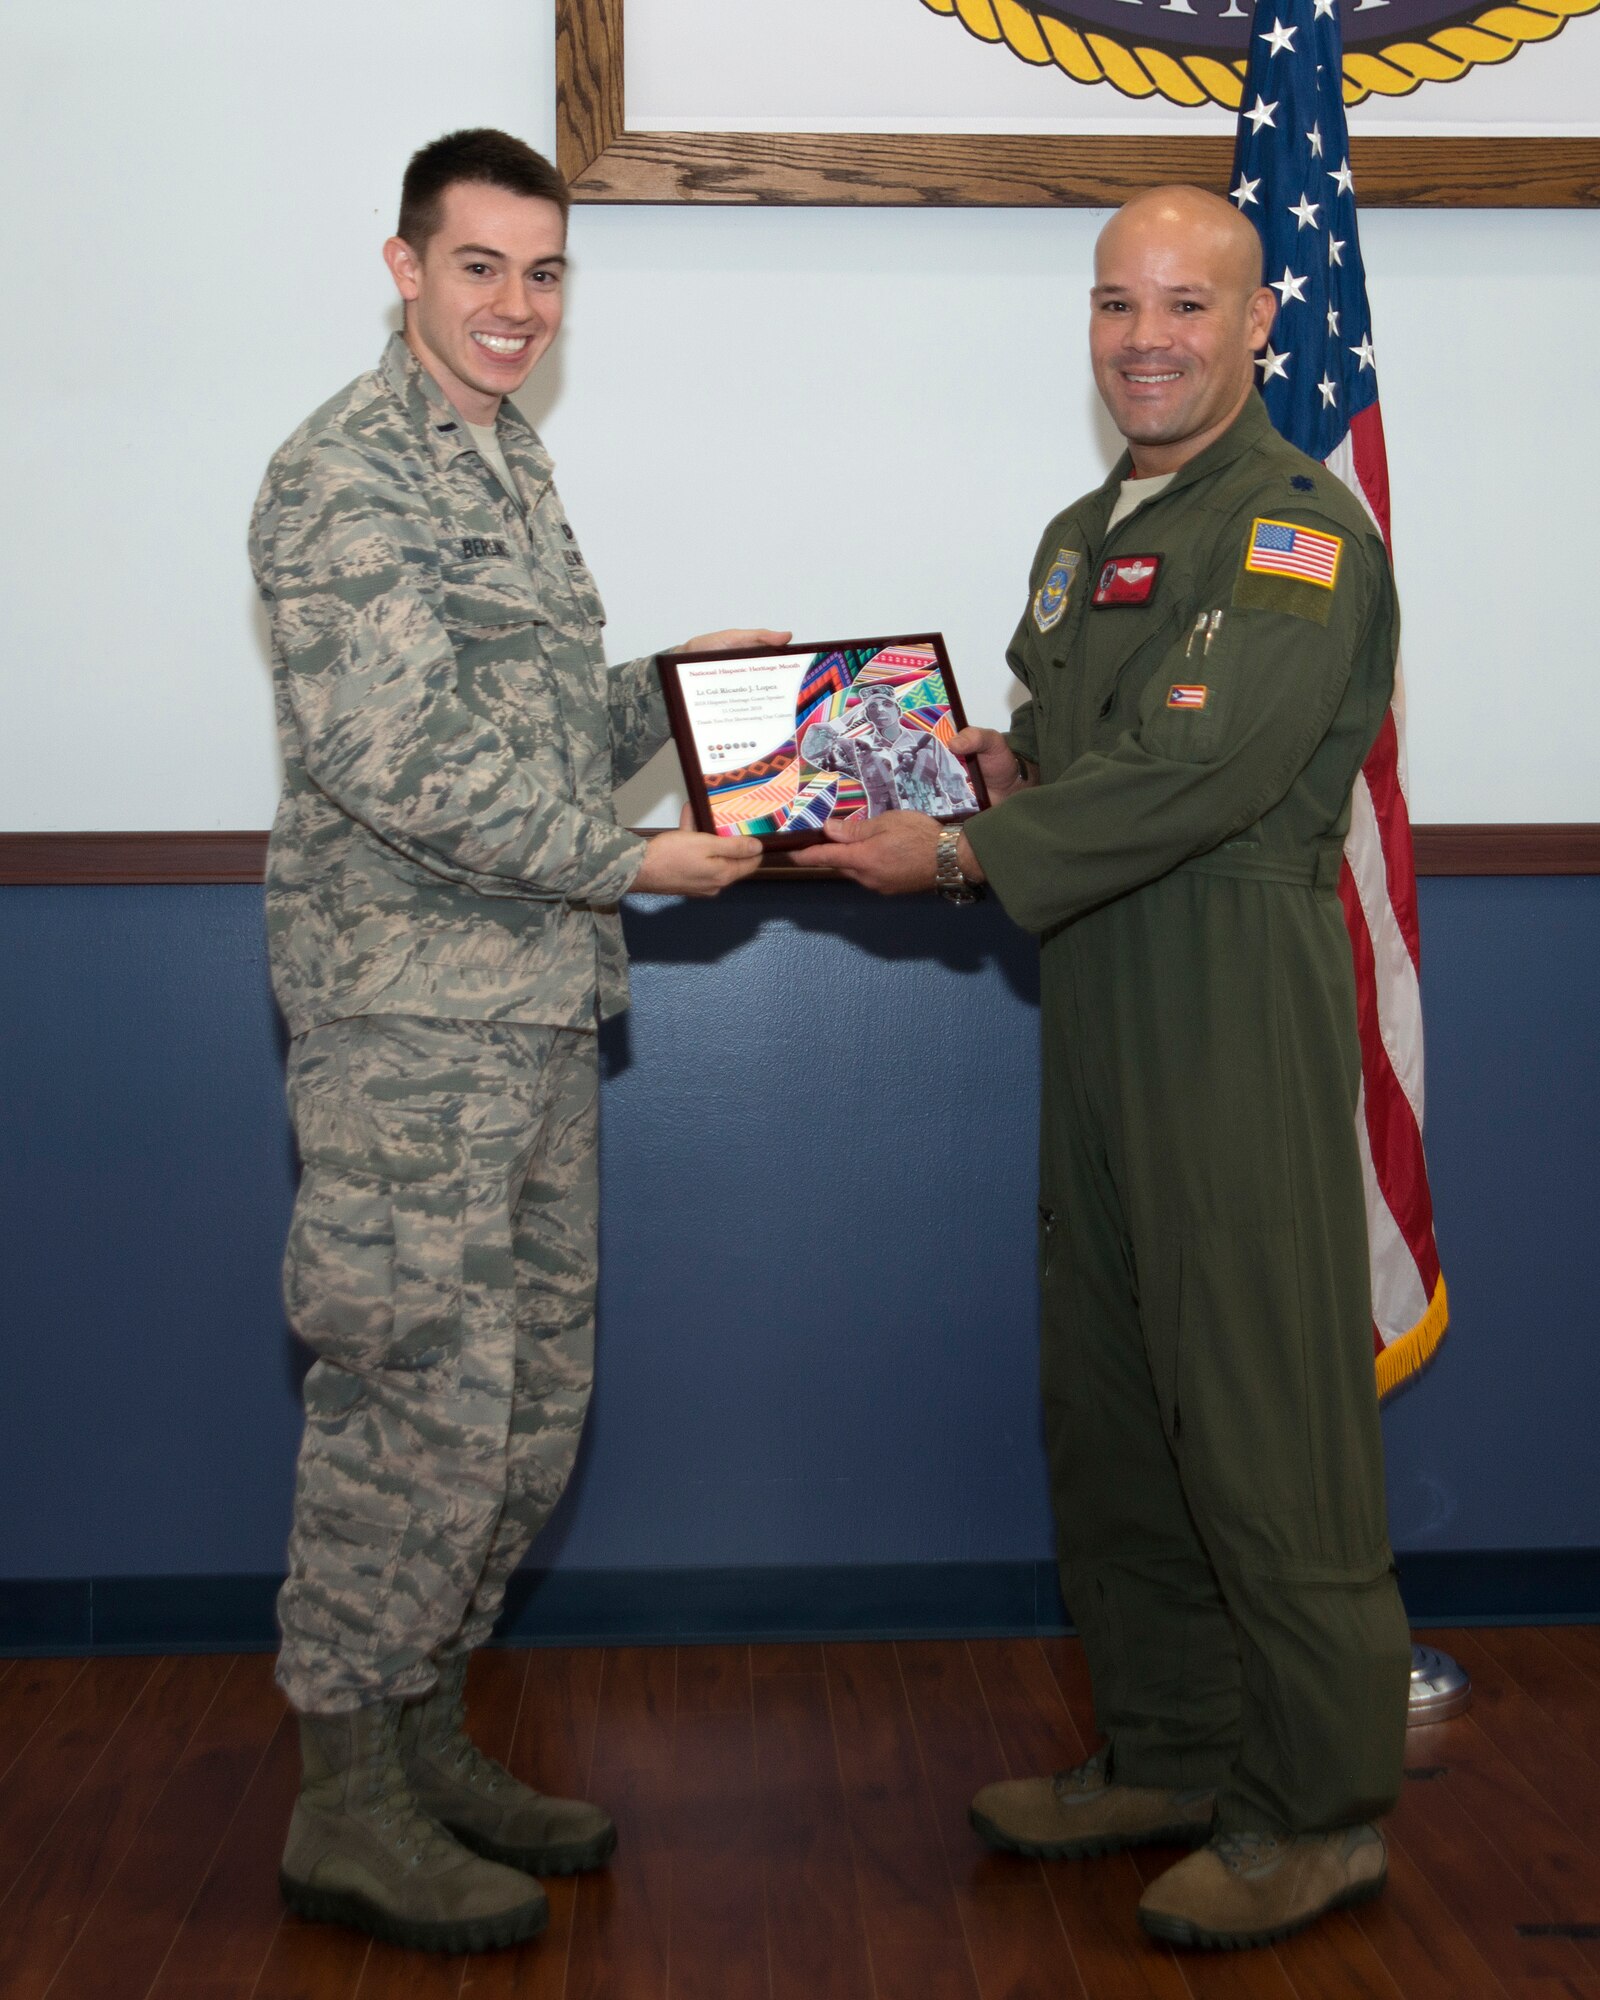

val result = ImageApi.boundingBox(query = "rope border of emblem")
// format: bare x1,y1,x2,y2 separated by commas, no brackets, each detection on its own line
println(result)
921,0,1600,109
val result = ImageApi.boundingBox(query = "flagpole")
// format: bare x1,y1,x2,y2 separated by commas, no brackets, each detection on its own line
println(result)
1228,0,1463,1727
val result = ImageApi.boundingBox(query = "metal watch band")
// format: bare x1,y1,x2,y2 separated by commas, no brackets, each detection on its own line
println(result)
935,825,981,905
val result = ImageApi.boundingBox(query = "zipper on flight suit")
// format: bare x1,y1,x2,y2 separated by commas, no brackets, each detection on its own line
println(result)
1086,524,1189,723
1094,597,1188,722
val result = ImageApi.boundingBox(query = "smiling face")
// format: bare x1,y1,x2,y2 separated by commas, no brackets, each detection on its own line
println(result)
382,180,567,426
1089,188,1275,476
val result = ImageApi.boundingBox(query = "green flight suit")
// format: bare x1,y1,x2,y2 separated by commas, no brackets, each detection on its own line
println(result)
964,395,1412,1837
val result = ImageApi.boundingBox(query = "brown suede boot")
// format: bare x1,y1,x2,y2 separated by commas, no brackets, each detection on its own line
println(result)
400,1655,617,1876
1137,1824,1388,1948
280,1704,549,1953
971,1748,1215,1859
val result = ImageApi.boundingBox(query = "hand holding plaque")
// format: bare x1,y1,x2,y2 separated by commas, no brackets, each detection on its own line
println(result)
657,634,989,849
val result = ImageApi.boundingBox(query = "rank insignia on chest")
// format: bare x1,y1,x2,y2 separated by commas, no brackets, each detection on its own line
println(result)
1167,683,1210,709
1032,547,1081,633
1092,554,1162,608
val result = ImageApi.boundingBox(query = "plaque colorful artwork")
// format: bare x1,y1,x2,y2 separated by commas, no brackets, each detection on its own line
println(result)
659,635,987,847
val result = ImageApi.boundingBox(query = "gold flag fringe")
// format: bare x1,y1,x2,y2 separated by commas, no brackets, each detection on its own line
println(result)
1375,1273,1449,1401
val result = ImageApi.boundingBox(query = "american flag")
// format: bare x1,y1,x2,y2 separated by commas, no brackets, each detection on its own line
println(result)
1246,518,1343,586
1231,0,1448,1396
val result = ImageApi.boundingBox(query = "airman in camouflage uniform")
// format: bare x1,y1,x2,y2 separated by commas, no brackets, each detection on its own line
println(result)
251,129,773,1953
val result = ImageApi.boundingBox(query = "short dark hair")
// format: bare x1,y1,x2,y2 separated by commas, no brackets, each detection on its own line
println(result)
398,128,569,252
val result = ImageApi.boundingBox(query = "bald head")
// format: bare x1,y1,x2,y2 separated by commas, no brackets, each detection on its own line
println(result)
1089,183,1276,475
1098,185,1265,295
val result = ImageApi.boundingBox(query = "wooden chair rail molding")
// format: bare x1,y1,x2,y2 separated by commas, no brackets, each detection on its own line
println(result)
1,826,1597,884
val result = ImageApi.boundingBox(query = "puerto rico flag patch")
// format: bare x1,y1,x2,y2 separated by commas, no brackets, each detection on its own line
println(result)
1092,554,1162,607
1244,518,1343,590
1167,684,1209,709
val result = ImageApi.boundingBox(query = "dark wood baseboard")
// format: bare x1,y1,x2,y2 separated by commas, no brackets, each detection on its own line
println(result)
2,824,1597,885
4,1550,1597,1654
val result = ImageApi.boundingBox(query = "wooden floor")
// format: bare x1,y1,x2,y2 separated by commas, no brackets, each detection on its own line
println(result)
2,1628,1600,1999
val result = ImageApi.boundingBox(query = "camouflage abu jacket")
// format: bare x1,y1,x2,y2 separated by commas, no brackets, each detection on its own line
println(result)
250,333,670,1037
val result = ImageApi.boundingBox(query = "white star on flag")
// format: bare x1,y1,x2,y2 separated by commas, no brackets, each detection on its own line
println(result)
1244,96,1279,132
1318,373,1339,407
1231,173,1262,209
1328,235,1346,267
1312,0,1335,14
1257,344,1290,382
1290,193,1321,230
1327,304,1340,334
1271,265,1309,305
1261,18,1298,53
1328,159,1355,195
1351,333,1377,370
1307,121,1324,157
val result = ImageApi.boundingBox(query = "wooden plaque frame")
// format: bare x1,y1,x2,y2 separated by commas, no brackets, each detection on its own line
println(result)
658,633,989,852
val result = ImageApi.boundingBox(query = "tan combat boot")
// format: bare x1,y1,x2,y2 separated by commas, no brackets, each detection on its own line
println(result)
280,1703,549,1953
971,1747,1214,1859
1137,1824,1388,1948
401,1654,617,1876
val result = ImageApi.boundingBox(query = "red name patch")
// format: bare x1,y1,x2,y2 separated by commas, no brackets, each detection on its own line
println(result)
1092,554,1162,607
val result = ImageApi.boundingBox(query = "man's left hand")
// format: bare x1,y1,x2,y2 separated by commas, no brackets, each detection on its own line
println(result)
791,811,943,894
674,627,792,653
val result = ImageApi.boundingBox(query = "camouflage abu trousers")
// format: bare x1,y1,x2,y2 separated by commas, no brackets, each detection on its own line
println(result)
276,1015,598,1714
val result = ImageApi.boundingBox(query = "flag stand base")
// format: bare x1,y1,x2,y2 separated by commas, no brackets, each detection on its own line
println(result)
1407,1642,1471,1725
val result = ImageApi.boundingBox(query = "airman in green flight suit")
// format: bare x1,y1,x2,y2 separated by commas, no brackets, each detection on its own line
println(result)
799,184,1412,1950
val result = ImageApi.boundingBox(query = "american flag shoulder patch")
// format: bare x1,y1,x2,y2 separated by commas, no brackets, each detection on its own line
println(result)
1244,517,1342,589
1167,684,1209,709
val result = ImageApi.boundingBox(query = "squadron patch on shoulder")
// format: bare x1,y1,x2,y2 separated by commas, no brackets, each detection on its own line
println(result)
1033,547,1081,633
1092,554,1162,608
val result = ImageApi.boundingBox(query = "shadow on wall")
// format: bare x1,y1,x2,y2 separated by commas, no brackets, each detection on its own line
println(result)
603,877,1041,1076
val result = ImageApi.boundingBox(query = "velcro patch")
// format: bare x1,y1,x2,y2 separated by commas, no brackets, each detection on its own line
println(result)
1092,554,1162,608
1167,684,1210,709
1232,517,1344,626
1244,518,1342,589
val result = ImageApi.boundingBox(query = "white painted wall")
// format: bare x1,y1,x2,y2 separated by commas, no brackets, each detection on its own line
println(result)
1,0,1594,829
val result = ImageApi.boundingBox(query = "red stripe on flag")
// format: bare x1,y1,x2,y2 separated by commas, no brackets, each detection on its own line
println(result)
1338,857,1444,1323
1357,708,1422,975
1348,404,1393,553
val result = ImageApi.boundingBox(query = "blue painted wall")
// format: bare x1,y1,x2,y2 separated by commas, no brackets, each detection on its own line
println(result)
1,876,1595,1581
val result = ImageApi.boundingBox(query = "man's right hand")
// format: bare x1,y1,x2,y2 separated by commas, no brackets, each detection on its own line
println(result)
951,727,1034,805
632,829,764,898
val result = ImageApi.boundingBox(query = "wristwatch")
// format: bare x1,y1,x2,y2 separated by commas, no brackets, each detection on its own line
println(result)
935,825,982,905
